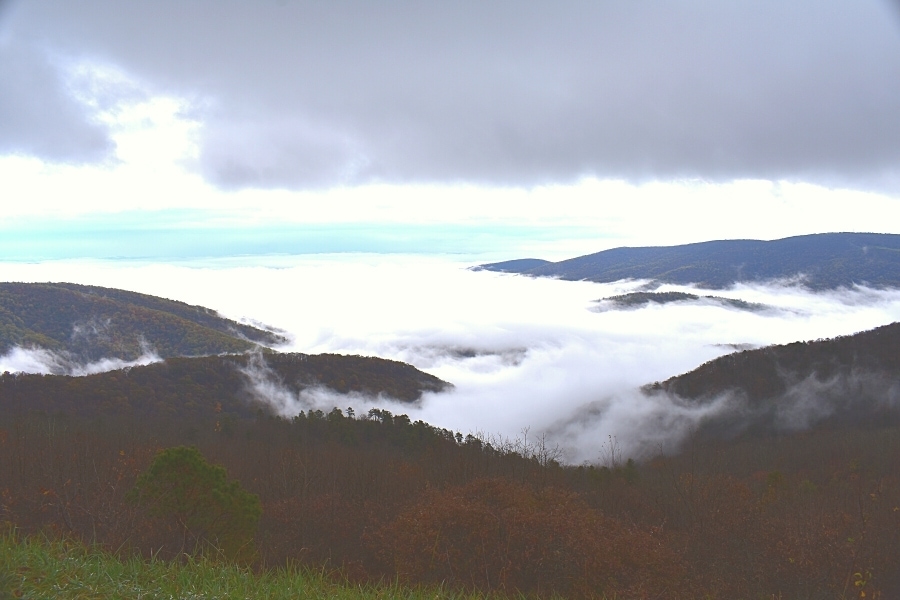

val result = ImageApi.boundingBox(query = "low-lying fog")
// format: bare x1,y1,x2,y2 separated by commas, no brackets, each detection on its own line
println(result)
3,254,900,463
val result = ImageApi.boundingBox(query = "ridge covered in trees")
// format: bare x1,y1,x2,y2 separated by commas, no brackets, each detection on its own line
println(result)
0,282,286,363
0,351,451,421
594,291,768,312
646,321,900,437
474,232,900,290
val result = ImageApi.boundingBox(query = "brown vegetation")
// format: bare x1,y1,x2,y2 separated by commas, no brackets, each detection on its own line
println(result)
2,394,900,598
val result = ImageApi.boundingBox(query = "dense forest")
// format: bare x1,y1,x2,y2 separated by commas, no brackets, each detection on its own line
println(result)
0,351,450,420
2,400,900,598
475,232,900,290
3,324,900,597
647,321,900,438
0,282,285,364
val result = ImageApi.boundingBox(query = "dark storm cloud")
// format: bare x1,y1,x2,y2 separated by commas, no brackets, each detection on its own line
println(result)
3,1,900,189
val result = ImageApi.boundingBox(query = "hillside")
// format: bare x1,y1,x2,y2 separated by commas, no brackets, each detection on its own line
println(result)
474,232,900,290
594,291,768,312
0,282,286,363
4,372,900,598
646,321,900,435
0,351,451,420
3,335,900,596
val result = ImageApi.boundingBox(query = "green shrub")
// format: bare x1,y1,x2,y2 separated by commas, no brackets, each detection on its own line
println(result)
128,446,261,563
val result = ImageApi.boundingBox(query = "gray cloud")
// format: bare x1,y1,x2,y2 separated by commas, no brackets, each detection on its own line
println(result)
3,1,900,190
0,38,114,162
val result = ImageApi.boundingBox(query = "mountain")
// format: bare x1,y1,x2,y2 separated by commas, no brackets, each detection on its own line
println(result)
474,258,551,273
0,351,452,420
645,321,900,435
0,282,286,363
594,291,768,312
474,232,900,290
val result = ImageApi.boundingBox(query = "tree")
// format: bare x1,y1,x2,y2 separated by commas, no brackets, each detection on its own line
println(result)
127,446,261,562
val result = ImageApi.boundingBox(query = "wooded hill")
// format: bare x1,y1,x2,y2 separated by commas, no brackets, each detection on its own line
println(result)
0,282,286,364
646,321,900,437
0,351,450,421
4,373,900,597
594,291,767,312
475,232,900,290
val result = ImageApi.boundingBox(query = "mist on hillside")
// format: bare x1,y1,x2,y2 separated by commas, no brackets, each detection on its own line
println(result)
0,344,161,376
2,255,899,463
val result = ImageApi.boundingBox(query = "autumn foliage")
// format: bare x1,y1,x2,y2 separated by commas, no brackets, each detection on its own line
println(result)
376,477,683,597
2,401,900,598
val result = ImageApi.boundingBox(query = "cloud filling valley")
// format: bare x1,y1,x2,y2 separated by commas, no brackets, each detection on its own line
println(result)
3,255,900,463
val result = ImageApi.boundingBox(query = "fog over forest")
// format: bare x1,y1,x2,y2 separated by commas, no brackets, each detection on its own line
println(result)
3,254,899,463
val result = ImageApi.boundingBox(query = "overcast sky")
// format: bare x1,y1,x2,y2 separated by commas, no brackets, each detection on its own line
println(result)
2,1,900,259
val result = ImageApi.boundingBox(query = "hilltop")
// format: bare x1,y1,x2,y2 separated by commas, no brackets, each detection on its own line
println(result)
474,232,900,290
646,321,900,436
0,282,286,365
0,351,451,420
593,290,768,312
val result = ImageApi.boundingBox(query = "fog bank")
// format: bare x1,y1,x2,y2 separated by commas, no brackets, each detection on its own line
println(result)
2,255,899,462
0,344,161,376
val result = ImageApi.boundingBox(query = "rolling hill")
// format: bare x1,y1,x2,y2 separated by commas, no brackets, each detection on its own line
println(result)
0,351,451,421
0,282,286,364
645,321,900,435
474,232,900,290
593,291,768,312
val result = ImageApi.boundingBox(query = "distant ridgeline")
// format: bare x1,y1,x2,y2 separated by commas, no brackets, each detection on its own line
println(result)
645,321,900,436
0,352,451,420
0,282,286,362
474,232,900,290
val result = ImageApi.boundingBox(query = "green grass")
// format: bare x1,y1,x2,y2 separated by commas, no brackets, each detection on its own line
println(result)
0,532,497,600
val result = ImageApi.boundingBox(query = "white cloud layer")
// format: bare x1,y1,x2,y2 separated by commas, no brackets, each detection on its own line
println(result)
2,255,899,463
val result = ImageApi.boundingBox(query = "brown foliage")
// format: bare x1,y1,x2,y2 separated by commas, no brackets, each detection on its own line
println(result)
376,477,684,598
3,393,900,598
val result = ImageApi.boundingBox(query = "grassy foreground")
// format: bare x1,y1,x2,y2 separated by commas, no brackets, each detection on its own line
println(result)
0,533,498,600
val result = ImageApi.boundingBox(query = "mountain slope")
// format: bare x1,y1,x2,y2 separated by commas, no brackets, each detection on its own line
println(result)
475,232,900,290
646,321,900,435
0,282,286,363
0,352,451,420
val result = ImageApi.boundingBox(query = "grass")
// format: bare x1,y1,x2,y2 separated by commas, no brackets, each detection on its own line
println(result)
0,532,497,600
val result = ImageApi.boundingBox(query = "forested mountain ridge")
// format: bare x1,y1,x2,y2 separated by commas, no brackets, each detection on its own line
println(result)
0,351,451,420
646,321,900,435
475,232,900,290
0,282,286,362
594,291,768,312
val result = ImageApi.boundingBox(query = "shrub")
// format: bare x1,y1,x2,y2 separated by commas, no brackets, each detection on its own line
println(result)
128,446,261,563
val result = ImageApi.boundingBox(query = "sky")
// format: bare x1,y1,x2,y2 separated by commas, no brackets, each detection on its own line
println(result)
2,2,900,461
1,0,900,260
